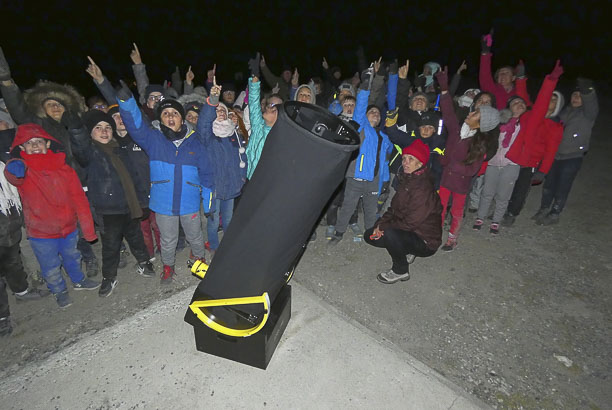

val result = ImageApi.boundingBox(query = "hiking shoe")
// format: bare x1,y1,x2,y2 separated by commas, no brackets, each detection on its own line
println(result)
73,278,101,291
56,291,73,308
441,235,457,252
118,248,129,269
99,278,117,297
489,223,500,235
327,232,344,247
160,265,175,285
14,287,51,302
540,213,560,226
407,254,416,264
136,260,155,278
0,317,13,337
531,208,548,222
82,257,99,278
325,225,335,240
501,213,516,227
349,223,363,237
473,219,484,231
377,269,410,284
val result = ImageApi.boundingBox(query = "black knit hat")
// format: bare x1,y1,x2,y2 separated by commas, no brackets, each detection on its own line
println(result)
83,109,116,135
156,99,185,121
184,102,201,115
144,84,164,100
419,111,441,129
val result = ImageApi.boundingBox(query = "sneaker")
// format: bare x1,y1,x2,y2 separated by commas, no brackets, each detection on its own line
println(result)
136,261,155,278
472,219,484,231
56,291,73,308
82,257,99,278
531,208,548,222
407,254,416,264
160,265,175,285
0,316,12,337
501,214,516,227
14,287,51,302
309,231,317,242
441,235,457,252
189,251,206,266
349,223,363,238
325,225,335,240
118,248,129,269
489,223,500,235
540,213,560,226
327,232,344,247
377,269,410,284
204,241,211,251
73,278,101,291
99,278,118,297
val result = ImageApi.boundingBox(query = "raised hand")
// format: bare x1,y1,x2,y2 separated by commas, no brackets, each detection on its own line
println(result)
435,66,449,92
549,59,563,80
0,47,11,81
85,56,104,84
272,82,280,94
373,56,382,74
457,60,467,74
207,64,216,82
116,80,133,101
259,54,266,68
186,65,195,84
515,59,525,78
130,43,142,65
398,60,409,79
322,57,329,70
480,29,493,54
248,52,261,77
210,76,222,103
291,68,299,87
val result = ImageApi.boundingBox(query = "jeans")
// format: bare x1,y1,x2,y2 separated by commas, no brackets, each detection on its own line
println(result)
0,243,30,318
207,198,234,251
364,227,436,274
100,214,150,279
540,157,583,214
156,212,205,266
439,187,467,236
29,230,85,295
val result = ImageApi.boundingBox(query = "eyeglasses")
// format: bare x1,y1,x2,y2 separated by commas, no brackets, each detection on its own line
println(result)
148,94,163,102
44,101,64,109
93,104,108,110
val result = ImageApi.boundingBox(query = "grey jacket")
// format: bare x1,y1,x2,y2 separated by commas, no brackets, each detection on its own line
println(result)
556,91,599,160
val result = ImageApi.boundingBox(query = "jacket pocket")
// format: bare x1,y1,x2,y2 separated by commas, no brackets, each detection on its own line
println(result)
186,181,202,192
151,179,170,185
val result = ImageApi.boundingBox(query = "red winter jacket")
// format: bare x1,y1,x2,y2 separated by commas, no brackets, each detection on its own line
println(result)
505,75,563,174
4,124,96,241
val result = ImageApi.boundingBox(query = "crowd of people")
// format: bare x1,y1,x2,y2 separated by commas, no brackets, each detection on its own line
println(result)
0,31,599,335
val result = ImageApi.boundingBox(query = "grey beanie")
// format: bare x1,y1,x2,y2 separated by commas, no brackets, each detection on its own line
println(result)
478,105,500,132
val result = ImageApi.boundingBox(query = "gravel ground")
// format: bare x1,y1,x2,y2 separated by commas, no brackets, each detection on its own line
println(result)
1,100,610,409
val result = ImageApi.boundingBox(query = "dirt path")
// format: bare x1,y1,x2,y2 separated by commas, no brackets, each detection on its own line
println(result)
2,101,610,409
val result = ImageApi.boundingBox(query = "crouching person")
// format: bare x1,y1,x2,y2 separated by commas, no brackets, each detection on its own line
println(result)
65,110,155,297
3,124,99,308
365,140,442,284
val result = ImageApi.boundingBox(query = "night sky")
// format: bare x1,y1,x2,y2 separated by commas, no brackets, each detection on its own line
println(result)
1,1,609,97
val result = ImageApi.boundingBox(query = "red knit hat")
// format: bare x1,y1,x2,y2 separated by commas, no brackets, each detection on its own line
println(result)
402,139,430,165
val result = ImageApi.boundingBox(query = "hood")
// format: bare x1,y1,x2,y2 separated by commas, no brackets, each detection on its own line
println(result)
23,80,87,119
11,123,61,150
178,92,207,106
294,83,316,104
549,91,565,118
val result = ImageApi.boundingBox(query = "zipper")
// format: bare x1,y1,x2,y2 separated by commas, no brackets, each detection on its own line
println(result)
359,154,364,172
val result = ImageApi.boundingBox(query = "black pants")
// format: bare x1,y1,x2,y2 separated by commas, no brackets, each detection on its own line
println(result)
364,227,436,274
101,214,150,279
0,243,29,318
77,236,95,262
506,167,534,217
540,157,583,214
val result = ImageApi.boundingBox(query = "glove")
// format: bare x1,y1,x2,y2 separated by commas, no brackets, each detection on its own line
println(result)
60,110,81,129
531,171,546,185
435,67,449,92
360,65,374,90
0,47,11,81
389,60,398,75
208,93,219,106
577,77,594,94
116,80,133,101
385,108,399,127
6,160,25,178
515,59,526,78
549,60,563,81
248,52,261,78
480,31,493,54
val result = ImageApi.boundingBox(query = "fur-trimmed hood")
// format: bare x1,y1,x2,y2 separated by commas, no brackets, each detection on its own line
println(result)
23,80,87,119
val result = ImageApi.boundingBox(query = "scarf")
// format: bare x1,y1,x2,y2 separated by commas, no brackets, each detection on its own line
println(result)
94,140,142,219
0,161,21,216
460,123,477,140
500,117,520,148
213,119,236,138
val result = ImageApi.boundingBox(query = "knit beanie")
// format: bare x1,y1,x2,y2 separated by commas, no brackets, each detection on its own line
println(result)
156,99,185,121
419,111,440,129
184,102,201,115
402,139,430,165
83,109,116,135
144,84,164,100
366,104,380,115
478,105,501,132
338,82,355,97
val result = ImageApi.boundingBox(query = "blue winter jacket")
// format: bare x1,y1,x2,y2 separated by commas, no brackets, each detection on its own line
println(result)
197,102,247,200
352,89,392,194
118,96,214,216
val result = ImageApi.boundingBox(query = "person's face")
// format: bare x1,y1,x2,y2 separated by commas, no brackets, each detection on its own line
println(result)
160,108,183,132
423,65,432,76
571,91,582,108
90,121,113,144
282,70,292,83
342,100,355,116
263,97,282,126
147,92,163,109
313,82,322,94
222,90,236,104
20,137,50,155
546,94,559,117
333,70,341,80
185,110,199,126
228,111,239,125
43,99,65,122
496,68,515,87
419,125,435,138
296,87,312,103
216,106,227,121
402,154,423,174
509,99,527,117
0,120,11,131
410,95,428,112
474,94,492,109
366,108,381,128
91,101,108,112
465,110,481,129
465,89,478,99
338,89,351,102
111,112,127,135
